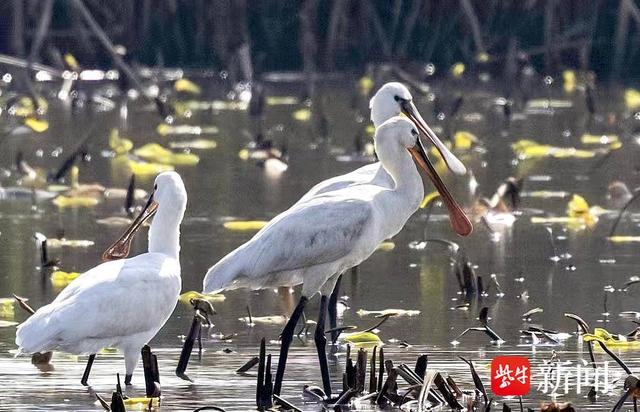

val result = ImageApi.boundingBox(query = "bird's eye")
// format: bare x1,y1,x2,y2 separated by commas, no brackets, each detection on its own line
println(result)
411,128,418,136
154,184,158,190
394,95,400,102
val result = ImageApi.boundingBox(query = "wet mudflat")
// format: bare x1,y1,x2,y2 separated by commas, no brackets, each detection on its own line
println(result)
0,75,640,410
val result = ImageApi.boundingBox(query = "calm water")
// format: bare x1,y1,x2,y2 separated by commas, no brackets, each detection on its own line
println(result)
0,74,639,411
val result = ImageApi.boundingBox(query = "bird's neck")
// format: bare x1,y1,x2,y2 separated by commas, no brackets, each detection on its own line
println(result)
377,141,424,204
148,205,184,259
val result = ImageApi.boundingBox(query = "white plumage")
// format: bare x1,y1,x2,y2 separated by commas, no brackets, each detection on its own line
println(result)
16,171,187,383
204,117,427,297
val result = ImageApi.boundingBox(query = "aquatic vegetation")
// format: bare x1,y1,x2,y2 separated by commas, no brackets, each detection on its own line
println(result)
50,270,80,288
562,70,577,93
108,129,133,155
512,139,614,159
583,328,640,349
238,315,287,325
375,241,395,252
624,88,640,110
356,309,420,317
581,133,619,145
134,143,200,165
124,156,175,176
0,298,15,319
178,290,226,303
266,96,299,105
223,220,268,231
452,131,480,150
168,138,218,150
156,123,219,136
342,331,382,346
23,117,49,133
450,62,465,78
174,78,201,94
42,238,94,248
292,108,311,122
52,195,100,208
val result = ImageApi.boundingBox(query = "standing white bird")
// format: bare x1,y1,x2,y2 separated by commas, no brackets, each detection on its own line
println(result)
16,171,186,386
298,82,469,342
203,117,472,398
298,82,466,203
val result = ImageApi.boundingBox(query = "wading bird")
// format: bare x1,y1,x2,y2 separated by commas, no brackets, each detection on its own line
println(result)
16,171,186,386
299,82,468,339
203,117,472,399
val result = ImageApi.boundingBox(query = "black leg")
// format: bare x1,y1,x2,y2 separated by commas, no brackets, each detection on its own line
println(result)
315,295,331,398
328,275,342,344
81,354,96,386
273,296,308,396
124,374,132,385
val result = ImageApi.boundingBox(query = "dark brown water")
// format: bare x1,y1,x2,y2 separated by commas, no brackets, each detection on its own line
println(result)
0,74,639,410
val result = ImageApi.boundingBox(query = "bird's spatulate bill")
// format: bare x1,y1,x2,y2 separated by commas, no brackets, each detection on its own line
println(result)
402,100,467,175
409,139,472,236
102,192,158,261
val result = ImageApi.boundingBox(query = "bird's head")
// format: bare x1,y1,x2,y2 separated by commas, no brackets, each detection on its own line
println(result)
102,171,186,261
376,117,472,236
370,82,467,176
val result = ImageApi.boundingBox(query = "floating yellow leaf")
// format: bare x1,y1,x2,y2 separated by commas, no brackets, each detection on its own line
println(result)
169,139,218,150
44,239,95,248
109,129,133,155
238,315,287,325
584,328,640,348
126,158,174,176
451,63,465,78
608,236,640,243
512,139,597,159
562,70,576,93
357,309,420,317
178,291,226,304
157,124,219,136
358,75,374,96
453,131,479,150
174,78,201,94
123,397,160,408
525,99,573,110
343,331,383,347
0,298,15,319
365,124,375,136
293,108,311,122
51,270,80,288
521,190,570,199
24,117,49,133
53,195,100,208
625,89,640,110
266,96,299,105
376,241,395,252
13,96,48,117
581,133,620,145
134,143,199,166
223,220,268,231
238,149,250,160
476,52,490,63
64,53,79,71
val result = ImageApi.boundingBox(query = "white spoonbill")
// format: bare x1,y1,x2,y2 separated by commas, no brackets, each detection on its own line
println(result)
298,82,466,203
16,171,186,386
203,117,472,398
299,82,469,342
